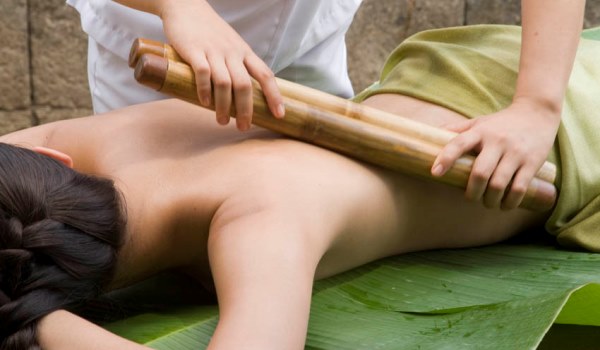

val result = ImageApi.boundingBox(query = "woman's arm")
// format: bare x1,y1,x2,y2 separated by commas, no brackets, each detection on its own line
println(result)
112,0,285,130
432,0,585,209
37,310,150,350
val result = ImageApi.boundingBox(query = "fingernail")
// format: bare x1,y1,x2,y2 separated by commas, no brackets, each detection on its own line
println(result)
239,122,250,132
218,116,229,125
202,97,211,107
432,164,444,176
276,103,285,118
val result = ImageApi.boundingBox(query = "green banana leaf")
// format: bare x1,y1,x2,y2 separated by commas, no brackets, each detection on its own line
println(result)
91,27,600,350
582,26,600,40
92,241,600,350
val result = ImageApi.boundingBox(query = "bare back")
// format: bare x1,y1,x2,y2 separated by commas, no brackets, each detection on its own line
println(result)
0,98,547,289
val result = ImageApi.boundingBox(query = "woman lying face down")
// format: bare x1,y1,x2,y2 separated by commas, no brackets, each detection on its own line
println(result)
5,20,600,348
0,96,545,349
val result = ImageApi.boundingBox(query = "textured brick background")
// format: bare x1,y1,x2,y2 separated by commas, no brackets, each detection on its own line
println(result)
1,0,599,134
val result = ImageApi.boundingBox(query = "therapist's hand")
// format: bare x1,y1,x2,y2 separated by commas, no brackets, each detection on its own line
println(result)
431,98,560,210
158,0,285,131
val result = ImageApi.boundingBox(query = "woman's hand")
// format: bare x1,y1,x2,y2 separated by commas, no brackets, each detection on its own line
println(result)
38,310,151,349
157,0,285,131
431,99,560,210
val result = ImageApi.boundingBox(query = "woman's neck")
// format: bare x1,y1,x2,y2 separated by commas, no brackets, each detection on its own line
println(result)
106,169,216,290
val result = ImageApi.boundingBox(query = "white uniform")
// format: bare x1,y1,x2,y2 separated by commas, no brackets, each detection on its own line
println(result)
67,0,362,113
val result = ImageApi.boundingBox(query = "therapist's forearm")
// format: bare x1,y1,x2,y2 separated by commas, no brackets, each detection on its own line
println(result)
514,0,585,113
112,0,207,17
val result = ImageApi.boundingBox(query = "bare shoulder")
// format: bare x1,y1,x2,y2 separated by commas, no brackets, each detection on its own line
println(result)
85,99,275,155
0,100,224,173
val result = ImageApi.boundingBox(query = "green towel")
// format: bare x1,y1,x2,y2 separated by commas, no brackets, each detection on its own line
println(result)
355,25,600,252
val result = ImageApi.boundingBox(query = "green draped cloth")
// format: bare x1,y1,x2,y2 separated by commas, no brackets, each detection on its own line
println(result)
355,25,600,252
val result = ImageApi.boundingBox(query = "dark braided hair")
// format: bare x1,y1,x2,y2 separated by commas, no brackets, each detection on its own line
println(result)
0,143,125,349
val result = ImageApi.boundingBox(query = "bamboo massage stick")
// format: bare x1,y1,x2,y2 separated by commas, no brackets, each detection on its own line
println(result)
129,38,557,185
132,53,556,211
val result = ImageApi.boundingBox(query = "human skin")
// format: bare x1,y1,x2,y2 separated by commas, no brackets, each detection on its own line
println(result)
0,97,546,349
108,0,585,210
113,0,285,130
432,0,585,209
112,0,585,209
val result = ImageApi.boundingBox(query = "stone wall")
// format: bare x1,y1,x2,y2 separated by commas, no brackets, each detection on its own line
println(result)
347,0,600,91
1,0,599,135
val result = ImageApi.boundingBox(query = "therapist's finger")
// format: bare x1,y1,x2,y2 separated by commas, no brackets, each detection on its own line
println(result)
208,55,232,125
189,53,212,108
501,164,538,210
227,57,253,131
245,53,285,119
483,155,521,209
432,131,481,177
465,146,503,203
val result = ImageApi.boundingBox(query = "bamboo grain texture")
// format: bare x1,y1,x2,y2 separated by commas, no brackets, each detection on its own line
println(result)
129,38,557,185
131,47,557,211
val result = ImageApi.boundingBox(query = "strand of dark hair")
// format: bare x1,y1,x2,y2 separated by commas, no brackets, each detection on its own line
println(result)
0,143,125,349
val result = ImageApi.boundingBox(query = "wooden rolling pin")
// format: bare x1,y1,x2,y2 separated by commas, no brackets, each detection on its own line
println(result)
133,53,556,211
129,38,557,185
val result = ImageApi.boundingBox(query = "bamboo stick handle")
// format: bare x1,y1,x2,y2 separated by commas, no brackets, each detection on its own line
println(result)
133,54,556,211
129,38,184,67
128,38,557,185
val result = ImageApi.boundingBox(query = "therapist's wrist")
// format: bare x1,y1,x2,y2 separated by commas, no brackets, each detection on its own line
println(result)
512,94,563,120
157,0,211,20
513,77,565,117
155,0,173,18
